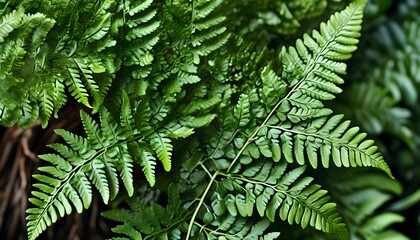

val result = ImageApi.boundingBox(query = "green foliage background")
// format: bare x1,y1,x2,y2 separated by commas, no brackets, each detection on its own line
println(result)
0,0,419,239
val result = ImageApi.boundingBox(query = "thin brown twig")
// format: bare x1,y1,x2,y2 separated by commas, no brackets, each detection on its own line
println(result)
0,127,22,173
0,149,19,229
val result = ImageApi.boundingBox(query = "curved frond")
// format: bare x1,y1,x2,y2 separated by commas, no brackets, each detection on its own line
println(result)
265,115,392,177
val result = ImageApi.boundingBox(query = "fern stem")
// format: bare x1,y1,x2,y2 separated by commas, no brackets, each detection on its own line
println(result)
226,96,287,172
186,170,220,240
144,211,193,240
200,162,212,178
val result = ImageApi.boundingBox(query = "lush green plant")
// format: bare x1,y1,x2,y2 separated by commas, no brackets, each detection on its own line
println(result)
0,0,409,239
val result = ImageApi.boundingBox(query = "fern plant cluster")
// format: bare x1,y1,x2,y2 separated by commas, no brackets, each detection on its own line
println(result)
0,0,408,239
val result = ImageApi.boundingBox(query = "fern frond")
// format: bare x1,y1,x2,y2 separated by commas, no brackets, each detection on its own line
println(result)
131,144,157,187
123,0,160,68
189,0,230,56
181,96,221,115
120,91,136,136
38,87,55,128
0,2,115,127
148,132,173,172
27,107,138,240
80,110,105,148
213,160,347,236
87,158,111,203
279,0,366,104
265,114,392,177
17,98,39,128
234,94,252,128
127,0,153,16
115,145,134,196
72,58,100,106
180,114,217,128
164,63,201,101
99,107,121,142
82,12,112,42
51,79,67,117
66,66,91,107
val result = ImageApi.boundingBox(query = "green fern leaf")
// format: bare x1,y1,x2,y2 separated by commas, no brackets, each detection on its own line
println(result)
128,0,153,16
54,129,91,157
0,8,24,42
180,114,217,128
115,145,135,196
111,224,142,240
267,114,392,177
99,107,121,142
66,66,91,107
71,172,92,209
120,91,136,136
123,0,160,68
189,0,230,56
27,107,138,239
86,158,110,203
102,154,120,201
126,19,160,41
216,160,347,235
82,13,111,42
80,110,106,149
134,145,157,187
52,79,67,118
31,16,55,48
38,88,54,128
72,58,100,104
234,94,252,128
277,0,366,109
148,132,173,172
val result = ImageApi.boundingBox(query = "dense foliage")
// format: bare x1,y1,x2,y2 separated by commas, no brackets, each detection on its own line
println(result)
1,0,418,239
